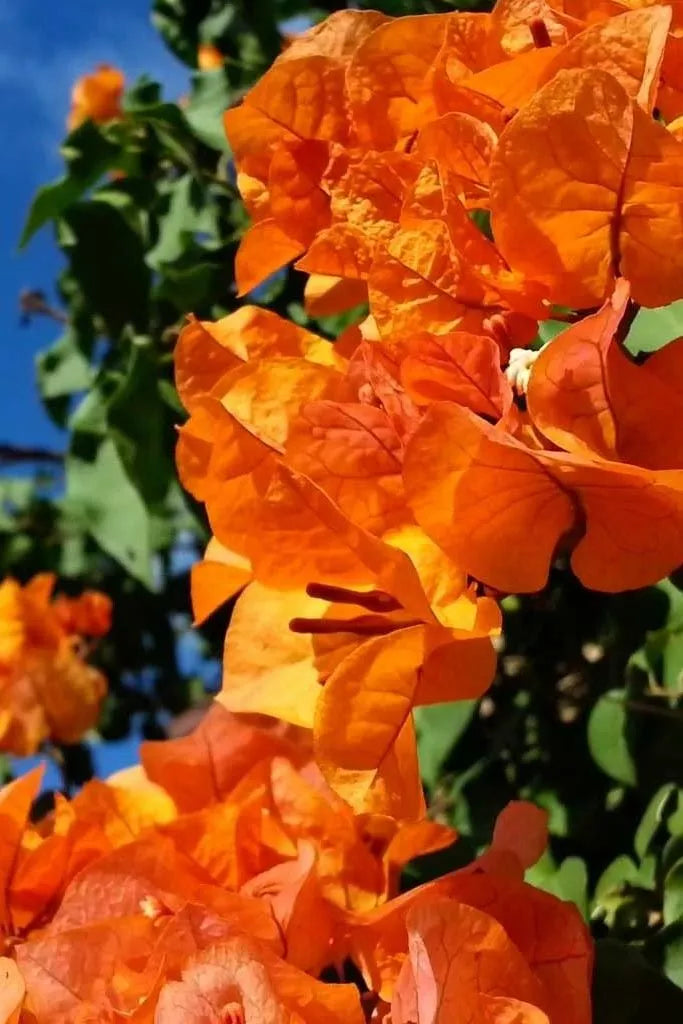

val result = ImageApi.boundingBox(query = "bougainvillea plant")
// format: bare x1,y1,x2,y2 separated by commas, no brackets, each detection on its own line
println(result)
2,0,683,1020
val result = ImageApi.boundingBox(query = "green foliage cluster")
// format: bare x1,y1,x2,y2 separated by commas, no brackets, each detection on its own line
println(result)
3,0,682,1011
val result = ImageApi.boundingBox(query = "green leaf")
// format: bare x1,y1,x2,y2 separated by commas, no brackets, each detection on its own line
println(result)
69,385,109,437
635,784,678,861
184,70,233,152
664,859,683,927
107,341,174,504
200,5,238,42
642,580,683,691
66,437,154,587
313,303,370,340
21,121,121,246
60,199,149,336
153,0,206,65
124,84,198,167
664,836,683,880
587,689,637,786
533,790,569,837
154,253,224,311
123,76,164,108
415,701,476,789
659,922,683,988
469,208,492,239
0,478,38,508
0,480,38,531
158,378,185,416
537,319,569,345
526,852,589,918
592,940,683,1022
595,855,640,904
637,853,657,890
58,528,89,579
36,330,93,426
147,174,219,269
668,792,683,837
626,300,683,355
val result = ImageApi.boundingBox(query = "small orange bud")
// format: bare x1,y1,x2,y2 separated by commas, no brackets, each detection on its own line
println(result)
67,64,125,132
197,43,224,70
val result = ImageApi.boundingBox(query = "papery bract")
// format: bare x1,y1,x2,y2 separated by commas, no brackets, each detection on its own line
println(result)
142,702,305,813
0,958,23,1024
350,801,593,1024
225,11,387,293
491,68,683,308
527,278,683,468
392,900,550,1024
67,65,124,131
155,935,365,1024
404,401,683,592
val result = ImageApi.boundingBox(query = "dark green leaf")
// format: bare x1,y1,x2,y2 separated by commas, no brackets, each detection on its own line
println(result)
21,122,121,246
60,199,149,336
415,701,476,789
153,0,212,65
155,252,226,311
635,785,678,861
664,859,683,927
588,689,637,786
107,342,175,504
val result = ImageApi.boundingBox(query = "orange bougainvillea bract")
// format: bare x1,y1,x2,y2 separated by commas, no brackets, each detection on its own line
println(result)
0,575,110,756
67,64,125,131
197,43,224,71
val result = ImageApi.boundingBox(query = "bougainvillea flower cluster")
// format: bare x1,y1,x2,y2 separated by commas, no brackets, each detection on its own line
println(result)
166,0,683,831
0,703,592,1023
8,0,683,1018
170,0,683,829
0,575,110,755
216,2,683,589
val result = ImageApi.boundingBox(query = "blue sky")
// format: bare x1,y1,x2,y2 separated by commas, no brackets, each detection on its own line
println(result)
0,0,188,453
0,0,190,783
